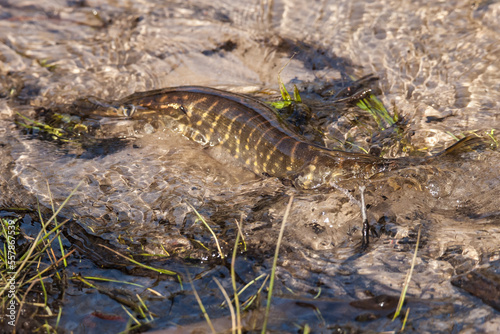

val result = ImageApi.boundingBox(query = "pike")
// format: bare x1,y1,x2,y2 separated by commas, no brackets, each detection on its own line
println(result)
77,85,480,247
99,86,477,190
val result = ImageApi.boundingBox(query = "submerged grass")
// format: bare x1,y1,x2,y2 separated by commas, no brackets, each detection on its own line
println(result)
98,244,180,278
15,112,68,141
71,274,157,330
356,93,396,130
15,111,90,144
71,275,163,296
187,202,225,260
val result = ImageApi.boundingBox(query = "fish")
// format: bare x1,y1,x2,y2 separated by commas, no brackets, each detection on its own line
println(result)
94,86,479,190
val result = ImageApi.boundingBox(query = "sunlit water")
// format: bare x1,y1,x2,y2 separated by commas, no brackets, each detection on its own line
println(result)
1,0,500,332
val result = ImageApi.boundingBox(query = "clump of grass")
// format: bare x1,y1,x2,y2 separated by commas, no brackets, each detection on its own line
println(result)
356,93,396,130
16,112,76,142
270,66,403,157
2,179,180,332
269,53,302,110
70,240,181,331
270,76,302,109
15,111,92,146
72,275,157,332
221,273,267,311
0,181,82,331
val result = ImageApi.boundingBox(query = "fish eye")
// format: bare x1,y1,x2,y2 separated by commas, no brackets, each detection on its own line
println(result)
122,105,136,117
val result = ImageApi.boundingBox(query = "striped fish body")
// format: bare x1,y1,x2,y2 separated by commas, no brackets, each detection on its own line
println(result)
117,86,394,189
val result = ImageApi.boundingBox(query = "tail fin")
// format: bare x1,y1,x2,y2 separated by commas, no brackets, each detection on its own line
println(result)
433,135,484,157
378,134,483,175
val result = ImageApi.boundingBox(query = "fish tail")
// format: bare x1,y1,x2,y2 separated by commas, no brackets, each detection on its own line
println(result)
433,134,484,158
379,134,483,172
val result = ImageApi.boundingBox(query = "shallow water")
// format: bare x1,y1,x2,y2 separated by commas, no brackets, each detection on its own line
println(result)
1,0,500,332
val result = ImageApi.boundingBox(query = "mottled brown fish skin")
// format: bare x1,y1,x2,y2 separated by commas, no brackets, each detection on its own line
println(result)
118,86,395,189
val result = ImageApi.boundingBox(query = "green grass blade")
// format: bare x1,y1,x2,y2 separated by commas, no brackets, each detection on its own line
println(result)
241,274,269,311
75,276,162,296
262,195,294,333
232,221,242,334
214,277,236,334
392,226,421,320
0,181,83,297
187,270,216,334
38,272,48,305
98,244,178,276
356,94,395,130
186,202,225,260
401,307,410,331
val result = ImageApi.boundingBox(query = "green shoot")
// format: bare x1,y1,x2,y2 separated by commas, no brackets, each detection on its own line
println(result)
74,276,162,296
446,131,460,141
235,217,247,252
187,269,216,334
293,85,302,103
231,220,242,334
121,305,141,326
392,226,421,321
214,277,236,334
186,202,224,260
98,244,179,277
402,307,410,331
486,129,498,148
241,274,269,311
262,195,294,333
55,306,62,330
313,287,322,299
38,58,57,71
0,180,83,297
270,54,302,109
38,272,48,305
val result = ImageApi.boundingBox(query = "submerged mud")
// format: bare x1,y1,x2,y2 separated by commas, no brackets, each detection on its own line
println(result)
1,0,500,333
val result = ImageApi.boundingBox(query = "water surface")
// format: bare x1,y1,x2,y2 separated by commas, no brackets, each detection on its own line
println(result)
1,0,499,332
